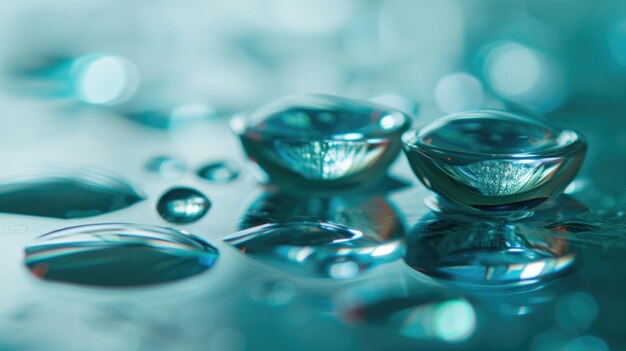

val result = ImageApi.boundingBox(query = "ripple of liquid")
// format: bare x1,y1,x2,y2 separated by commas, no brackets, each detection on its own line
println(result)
24,223,219,287
157,188,211,224
0,166,143,219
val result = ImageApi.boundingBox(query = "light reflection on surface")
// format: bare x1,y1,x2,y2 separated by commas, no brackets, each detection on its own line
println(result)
481,41,565,113
71,54,139,105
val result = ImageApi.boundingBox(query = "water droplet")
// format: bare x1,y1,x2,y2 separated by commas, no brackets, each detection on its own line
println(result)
405,213,577,287
124,102,214,129
224,222,404,279
157,188,210,224
24,223,218,287
0,166,142,219
233,94,411,188
197,162,240,183
403,110,587,212
145,156,187,179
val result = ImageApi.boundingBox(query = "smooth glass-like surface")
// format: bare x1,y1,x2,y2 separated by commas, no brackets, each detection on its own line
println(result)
0,166,142,219
403,110,587,212
416,111,572,154
234,95,411,188
224,222,404,279
24,224,219,287
156,188,211,224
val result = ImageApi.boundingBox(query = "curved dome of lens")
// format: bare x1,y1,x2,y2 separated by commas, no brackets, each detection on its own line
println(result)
415,110,578,155
245,95,411,140
402,109,587,212
0,165,143,219
24,223,219,287
234,95,412,187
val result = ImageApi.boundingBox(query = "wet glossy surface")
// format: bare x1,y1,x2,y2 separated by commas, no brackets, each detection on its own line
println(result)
0,106,623,351
0,108,626,351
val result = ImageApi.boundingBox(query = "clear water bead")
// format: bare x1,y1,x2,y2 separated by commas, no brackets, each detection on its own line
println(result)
233,94,411,188
0,166,142,219
145,156,187,179
197,162,240,183
24,223,218,287
223,222,404,279
157,187,211,224
402,110,587,212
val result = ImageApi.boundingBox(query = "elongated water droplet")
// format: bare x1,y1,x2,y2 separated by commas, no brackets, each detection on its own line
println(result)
145,156,187,179
224,222,404,279
197,162,240,183
24,223,218,287
0,166,142,219
157,188,210,224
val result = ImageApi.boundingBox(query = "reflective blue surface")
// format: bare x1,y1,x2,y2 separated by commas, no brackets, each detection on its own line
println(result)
0,1,625,350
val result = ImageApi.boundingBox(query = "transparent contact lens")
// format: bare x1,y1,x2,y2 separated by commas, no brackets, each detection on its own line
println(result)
402,110,587,212
232,94,411,189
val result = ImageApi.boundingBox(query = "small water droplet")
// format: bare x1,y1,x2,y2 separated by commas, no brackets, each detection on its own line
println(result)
403,110,587,211
233,94,411,188
145,156,187,179
405,213,577,287
0,166,142,219
224,222,404,279
24,223,218,287
157,188,210,224
124,102,214,129
197,162,240,183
